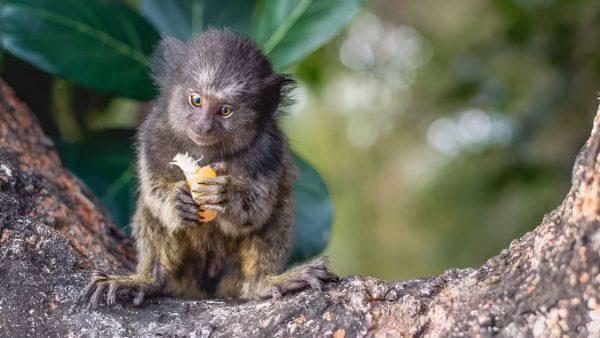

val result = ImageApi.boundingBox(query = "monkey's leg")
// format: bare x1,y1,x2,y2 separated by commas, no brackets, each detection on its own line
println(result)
80,208,182,308
262,257,338,299
239,238,338,300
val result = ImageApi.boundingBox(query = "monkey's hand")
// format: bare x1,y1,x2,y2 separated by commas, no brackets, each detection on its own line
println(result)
175,182,203,225
192,175,235,214
193,164,278,234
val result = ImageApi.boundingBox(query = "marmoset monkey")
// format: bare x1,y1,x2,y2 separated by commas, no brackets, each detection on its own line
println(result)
81,29,337,308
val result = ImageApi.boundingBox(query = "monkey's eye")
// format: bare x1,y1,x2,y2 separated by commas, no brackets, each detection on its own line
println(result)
219,105,234,117
189,94,203,107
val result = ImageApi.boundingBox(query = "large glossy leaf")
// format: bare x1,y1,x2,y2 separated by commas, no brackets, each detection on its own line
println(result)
56,130,332,263
140,0,256,40
289,154,333,263
0,0,160,100
252,0,364,71
139,0,202,40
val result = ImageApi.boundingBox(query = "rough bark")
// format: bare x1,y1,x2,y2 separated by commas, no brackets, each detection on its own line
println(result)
0,77,598,337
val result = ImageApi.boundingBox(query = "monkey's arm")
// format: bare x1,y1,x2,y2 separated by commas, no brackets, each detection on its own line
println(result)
139,171,201,233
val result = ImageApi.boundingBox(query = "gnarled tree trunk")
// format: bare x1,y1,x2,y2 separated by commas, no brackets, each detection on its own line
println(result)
0,78,598,337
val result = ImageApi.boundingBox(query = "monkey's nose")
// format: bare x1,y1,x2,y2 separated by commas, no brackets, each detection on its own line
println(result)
195,120,214,134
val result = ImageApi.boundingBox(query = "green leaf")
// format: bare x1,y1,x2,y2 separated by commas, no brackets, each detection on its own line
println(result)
140,0,256,40
252,0,364,71
289,153,333,263
203,0,255,34
139,0,203,40
56,130,332,262
0,0,160,100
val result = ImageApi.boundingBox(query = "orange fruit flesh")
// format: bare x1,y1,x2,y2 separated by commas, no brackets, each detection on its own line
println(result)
190,165,218,223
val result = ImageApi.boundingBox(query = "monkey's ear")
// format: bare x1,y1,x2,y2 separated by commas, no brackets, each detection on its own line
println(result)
263,74,296,114
150,35,186,88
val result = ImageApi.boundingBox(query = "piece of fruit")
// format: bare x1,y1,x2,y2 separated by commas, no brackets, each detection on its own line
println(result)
170,153,219,223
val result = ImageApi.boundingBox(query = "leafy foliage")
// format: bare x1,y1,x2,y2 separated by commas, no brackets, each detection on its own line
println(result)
290,154,333,262
139,0,256,39
253,0,364,70
0,0,159,100
0,0,364,261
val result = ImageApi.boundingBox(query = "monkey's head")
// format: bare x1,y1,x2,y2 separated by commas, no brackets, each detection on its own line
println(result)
151,29,294,153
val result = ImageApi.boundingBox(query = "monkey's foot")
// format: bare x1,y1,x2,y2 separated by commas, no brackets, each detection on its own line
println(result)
264,257,339,300
79,272,156,309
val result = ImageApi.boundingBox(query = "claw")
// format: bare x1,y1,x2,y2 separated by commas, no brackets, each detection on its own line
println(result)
270,286,283,303
177,189,196,204
307,276,322,291
176,202,199,214
133,290,145,307
106,283,119,307
79,279,98,304
89,282,107,310
178,209,200,222
91,270,108,281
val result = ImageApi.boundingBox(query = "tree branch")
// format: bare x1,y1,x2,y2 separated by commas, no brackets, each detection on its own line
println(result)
0,78,598,337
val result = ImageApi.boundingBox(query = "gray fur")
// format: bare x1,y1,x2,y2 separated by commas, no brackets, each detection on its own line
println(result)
81,29,337,308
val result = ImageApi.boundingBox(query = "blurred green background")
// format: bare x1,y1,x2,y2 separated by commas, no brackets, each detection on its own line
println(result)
2,0,600,280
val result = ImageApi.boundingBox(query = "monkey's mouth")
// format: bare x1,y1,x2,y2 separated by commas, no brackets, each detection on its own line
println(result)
188,130,221,146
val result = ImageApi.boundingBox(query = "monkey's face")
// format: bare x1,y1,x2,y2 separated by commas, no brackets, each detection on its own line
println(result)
154,30,290,153
184,92,235,146
166,83,261,150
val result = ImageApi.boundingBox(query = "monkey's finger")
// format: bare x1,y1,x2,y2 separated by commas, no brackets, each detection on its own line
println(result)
132,289,145,306
178,208,200,222
91,270,109,283
178,210,200,222
177,209,200,221
192,184,225,194
211,162,227,174
317,269,339,283
321,272,339,283
176,202,199,214
306,275,322,291
281,279,308,294
194,193,226,204
106,283,119,307
178,183,192,195
197,176,230,185
89,283,107,310
79,280,98,304
270,286,283,302
201,204,225,212
177,189,195,204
